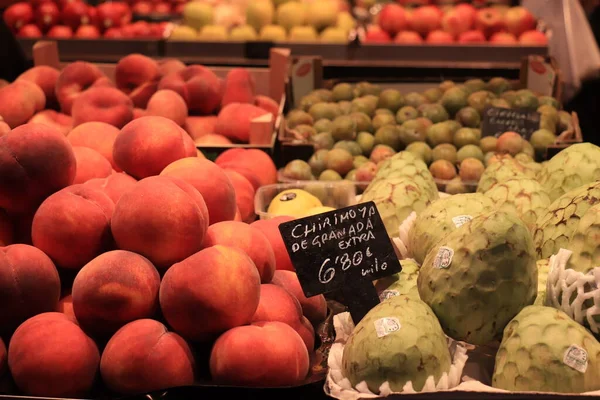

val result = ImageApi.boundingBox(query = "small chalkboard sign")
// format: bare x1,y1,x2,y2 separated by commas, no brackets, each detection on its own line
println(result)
481,106,541,140
279,201,401,322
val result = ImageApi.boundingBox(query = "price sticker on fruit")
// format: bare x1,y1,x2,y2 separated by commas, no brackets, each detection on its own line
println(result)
279,201,401,305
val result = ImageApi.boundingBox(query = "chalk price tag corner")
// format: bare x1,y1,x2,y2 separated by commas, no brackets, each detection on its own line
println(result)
278,201,402,322
481,106,541,140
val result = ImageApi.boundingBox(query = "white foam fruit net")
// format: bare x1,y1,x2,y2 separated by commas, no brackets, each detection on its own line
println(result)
325,312,469,400
546,249,600,335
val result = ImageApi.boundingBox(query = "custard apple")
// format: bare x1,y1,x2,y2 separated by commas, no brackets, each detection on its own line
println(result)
534,259,550,306
374,259,420,300
476,157,532,193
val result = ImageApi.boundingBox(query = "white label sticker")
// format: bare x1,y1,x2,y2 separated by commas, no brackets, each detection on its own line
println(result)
433,247,454,269
452,215,473,228
563,344,588,373
379,289,400,301
374,317,401,338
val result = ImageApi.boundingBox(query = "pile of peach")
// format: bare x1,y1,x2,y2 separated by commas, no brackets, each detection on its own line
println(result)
0,110,325,396
0,53,279,146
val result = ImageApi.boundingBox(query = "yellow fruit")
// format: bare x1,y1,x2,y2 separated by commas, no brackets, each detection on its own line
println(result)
267,189,323,218
302,206,336,217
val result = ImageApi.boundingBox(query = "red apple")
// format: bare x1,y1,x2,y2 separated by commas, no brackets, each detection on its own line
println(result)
398,0,431,6
2,2,33,32
57,0,81,10
47,24,74,38
426,29,454,43
504,6,536,37
17,23,42,37
96,2,129,30
441,7,473,37
29,0,53,7
409,5,442,35
172,3,185,16
103,27,123,38
74,24,101,38
130,20,152,37
132,1,152,15
474,7,505,38
490,31,517,44
364,25,392,43
153,2,171,15
394,30,423,44
377,4,407,37
116,2,132,25
61,1,91,31
518,30,548,45
458,29,486,43
87,5,99,27
454,3,477,23
34,2,60,32
150,21,168,38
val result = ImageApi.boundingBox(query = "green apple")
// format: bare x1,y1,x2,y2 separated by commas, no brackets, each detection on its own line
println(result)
169,25,198,41
336,11,356,34
276,1,305,32
259,24,287,41
306,0,337,31
197,25,228,41
183,2,214,31
289,26,318,42
229,24,258,41
320,27,348,43
246,0,275,32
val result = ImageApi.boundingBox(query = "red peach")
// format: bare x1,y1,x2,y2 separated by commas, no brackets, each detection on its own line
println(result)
46,24,73,37
209,321,309,387
221,68,256,108
409,5,442,35
195,134,233,146
132,107,146,119
0,245,61,334
32,184,115,270
17,23,42,37
111,176,209,270
159,245,261,341
28,110,72,136
426,29,454,43
0,120,10,137
252,283,303,325
271,270,327,324
67,121,121,171
184,115,217,140
0,209,13,246
251,216,295,272
158,65,223,115
8,312,100,397
83,172,137,204
0,81,46,128
3,2,34,32
146,89,188,126
74,24,101,38
203,221,276,282
490,31,518,44
254,95,280,118
458,30,487,43
295,316,315,353
72,146,114,184
363,25,391,43
216,148,278,187
16,65,59,108
115,54,161,108
519,30,548,45
160,157,237,224
158,58,187,76
55,61,113,115
71,87,134,128
394,30,424,44
100,319,195,394
0,338,6,379
224,169,255,223
56,294,77,324
378,4,407,37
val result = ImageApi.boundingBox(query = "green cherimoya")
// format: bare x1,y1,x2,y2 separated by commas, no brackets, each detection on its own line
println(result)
342,295,451,393
408,193,495,265
533,181,600,259
374,259,420,300
565,203,600,274
484,177,552,232
493,305,600,393
476,157,533,194
417,210,537,345
361,177,437,237
538,143,600,202
534,259,550,306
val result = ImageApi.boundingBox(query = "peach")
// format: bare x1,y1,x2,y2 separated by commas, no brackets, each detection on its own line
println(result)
0,80,45,128
234,208,242,221
8,312,100,397
115,54,161,108
0,120,10,137
254,95,280,118
28,110,72,135
56,294,77,323
221,68,256,107
159,245,261,341
158,58,186,76
519,30,548,45
271,270,327,324
252,283,303,325
160,157,237,224
0,338,5,378
16,65,60,109
0,209,13,246
113,116,197,179
0,245,61,334
298,316,315,352
0,123,76,214
10,211,34,245
251,216,295,272
214,102,270,143
72,87,134,128
209,321,309,387
195,134,233,145
133,107,146,119
184,115,217,140
84,172,137,204
215,148,277,187
72,250,160,336
111,176,209,270
100,319,195,394
55,61,113,115
67,121,121,171
146,89,188,126
72,146,114,184
32,184,114,270
158,65,223,115
224,170,255,223
203,221,275,283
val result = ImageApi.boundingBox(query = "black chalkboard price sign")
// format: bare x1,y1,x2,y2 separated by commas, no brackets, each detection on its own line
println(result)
278,201,401,322
481,106,541,139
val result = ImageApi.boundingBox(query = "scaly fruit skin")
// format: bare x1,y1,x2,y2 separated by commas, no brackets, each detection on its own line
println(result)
534,259,550,305
372,151,439,200
476,158,531,193
374,259,420,300
342,295,451,393
538,143,600,202
484,177,552,232
408,193,495,264
533,181,600,259
417,211,537,345
493,306,600,393
566,203,600,274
